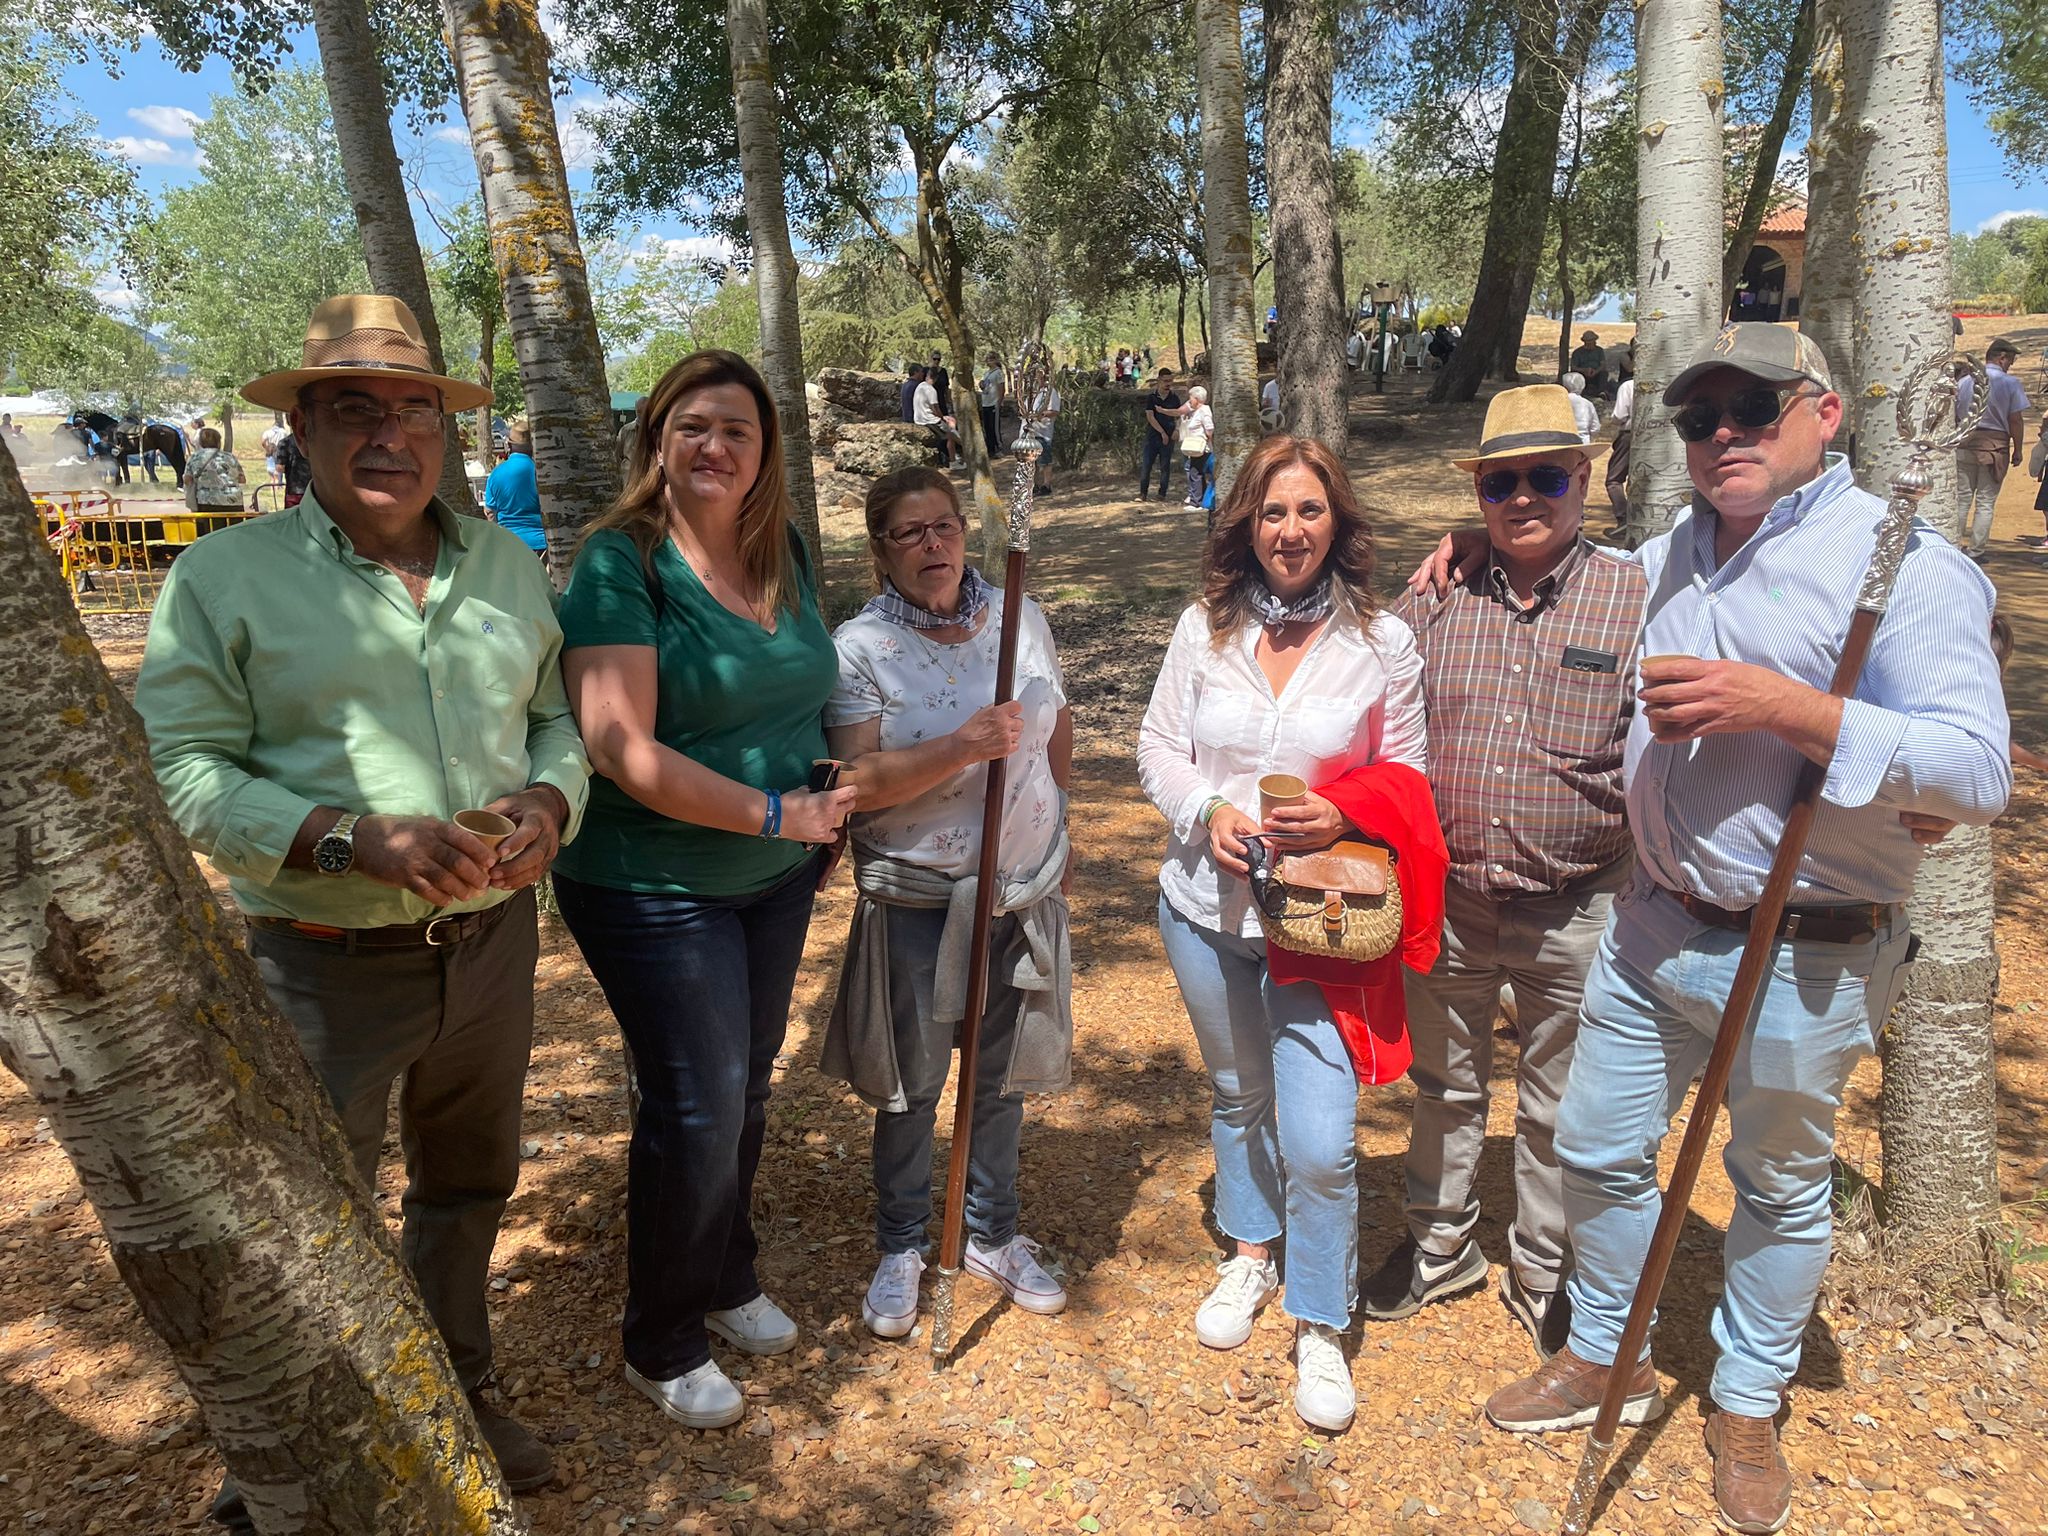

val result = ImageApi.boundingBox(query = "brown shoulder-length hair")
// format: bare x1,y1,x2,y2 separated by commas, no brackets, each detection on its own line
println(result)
863,465,960,591
581,349,798,613
1199,434,1377,640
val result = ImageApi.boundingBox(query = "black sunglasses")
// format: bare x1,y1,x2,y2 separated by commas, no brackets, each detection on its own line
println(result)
1672,385,1810,443
1478,464,1574,504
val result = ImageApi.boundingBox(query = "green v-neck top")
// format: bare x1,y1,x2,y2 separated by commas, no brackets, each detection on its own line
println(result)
554,525,837,895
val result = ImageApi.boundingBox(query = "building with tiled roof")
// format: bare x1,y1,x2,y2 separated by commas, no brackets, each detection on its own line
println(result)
1732,197,1806,322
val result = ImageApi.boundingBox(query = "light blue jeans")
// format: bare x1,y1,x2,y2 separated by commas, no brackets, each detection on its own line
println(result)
1557,874,1912,1417
1158,894,1361,1329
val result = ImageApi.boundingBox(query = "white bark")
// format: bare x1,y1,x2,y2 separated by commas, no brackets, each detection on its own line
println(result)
308,0,477,514
728,0,822,566
0,447,523,1535
444,0,622,576
1628,0,1724,541
1196,0,1261,501
1800,0,1859,402
1834,0,2001,1246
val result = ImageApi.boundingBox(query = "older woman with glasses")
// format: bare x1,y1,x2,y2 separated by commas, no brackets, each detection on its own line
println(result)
820,466,1076,1341
1138,435,1428,1434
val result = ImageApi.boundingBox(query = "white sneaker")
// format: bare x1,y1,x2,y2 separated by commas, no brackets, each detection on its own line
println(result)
964,1234,1068,1315
863,1251,925,1338
1194,1253,1279,1349
1294,1322,1356,1432
705,1294,798,1356
624,1360,744,1429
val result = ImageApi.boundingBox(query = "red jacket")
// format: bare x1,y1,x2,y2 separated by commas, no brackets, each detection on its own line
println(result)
1265,761,1447,1084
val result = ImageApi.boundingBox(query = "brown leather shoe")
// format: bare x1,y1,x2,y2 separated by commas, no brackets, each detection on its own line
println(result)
467,1387,556,1493
1705,1409,1792,1534
1484,1344,1663,1433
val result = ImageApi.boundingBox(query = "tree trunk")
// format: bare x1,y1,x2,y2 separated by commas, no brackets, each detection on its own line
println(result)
728,0,821,568
1557,86,1587,377
0,446,523,1536
1265,0,1347,448
444,0,622,577
1722,0,1817,310
477,306,496,476
309,0,477,515
1835,0,2001,1260
1626,0,1724,541
1197,285,1210,354
1196,0,1261,500
1800,0,1858,439
220,397,236,455
1175,272,1189,371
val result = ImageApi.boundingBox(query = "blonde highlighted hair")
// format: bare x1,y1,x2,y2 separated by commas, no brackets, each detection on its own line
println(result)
582,349,798,614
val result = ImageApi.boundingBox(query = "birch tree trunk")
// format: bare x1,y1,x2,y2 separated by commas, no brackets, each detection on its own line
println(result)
1834,0,2002,1260
728,0,822,567
0,447,523,1536
309,0,477,515
1265,0,1347,449
1800,0,1860,447
444,0,621,577
1626,0,1724,541
1196,0,1261,501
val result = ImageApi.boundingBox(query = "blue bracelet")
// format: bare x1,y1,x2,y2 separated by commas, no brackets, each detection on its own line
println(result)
760,787,782,839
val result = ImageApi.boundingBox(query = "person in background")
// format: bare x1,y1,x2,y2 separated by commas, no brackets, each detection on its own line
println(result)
912,366,955,468
1260,376,1282,432
928,351,954,420
1954,336,2029,561
484,417,549,560
183,426,247,514
136,295,585,1521
1605,364,1635,532
1570,330,1609,399
900,364,925,425
1180,386,1215,509
1137,434,1428,1434
1027,376,1062,496
552,348,858,1434
1562,373,1600,441
1139,367,1186,502
979,351,1007,457
823,466,1075,1339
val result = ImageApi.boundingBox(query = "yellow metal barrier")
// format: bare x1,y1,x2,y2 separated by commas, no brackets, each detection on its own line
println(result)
34,491,265,615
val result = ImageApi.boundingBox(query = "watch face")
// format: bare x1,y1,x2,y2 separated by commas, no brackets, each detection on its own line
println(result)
314,836,353,875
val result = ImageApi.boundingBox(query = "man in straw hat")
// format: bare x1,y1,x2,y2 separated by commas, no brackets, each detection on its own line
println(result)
136,294,590,1519
1367,386,1643,1362
1570,328,1610,400
1416,324,2008,1533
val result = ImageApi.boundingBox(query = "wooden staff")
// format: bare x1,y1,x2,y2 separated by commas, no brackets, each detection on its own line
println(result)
1559,354,1989,1533
929,349,1049,1366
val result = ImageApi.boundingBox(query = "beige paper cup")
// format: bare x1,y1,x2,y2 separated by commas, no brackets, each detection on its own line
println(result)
454,809,516,849
1258,773,1308,824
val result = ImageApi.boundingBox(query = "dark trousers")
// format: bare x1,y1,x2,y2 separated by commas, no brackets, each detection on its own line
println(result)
555,858,821,1379
981,405,1002,455
1138,432,1175,496
244,888,538,1389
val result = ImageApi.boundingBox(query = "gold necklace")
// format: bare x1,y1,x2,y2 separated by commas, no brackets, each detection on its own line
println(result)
907,616,982,686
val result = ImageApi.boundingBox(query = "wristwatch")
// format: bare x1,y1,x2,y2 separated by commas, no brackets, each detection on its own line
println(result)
313,812,362,877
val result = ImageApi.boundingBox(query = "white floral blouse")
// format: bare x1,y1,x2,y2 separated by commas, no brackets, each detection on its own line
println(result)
826,595,1067,882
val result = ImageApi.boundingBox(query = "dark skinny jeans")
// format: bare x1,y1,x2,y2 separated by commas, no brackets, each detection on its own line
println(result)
1139,430,1176,496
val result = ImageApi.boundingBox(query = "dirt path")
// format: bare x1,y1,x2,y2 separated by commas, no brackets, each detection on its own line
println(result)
5,332,2047,1535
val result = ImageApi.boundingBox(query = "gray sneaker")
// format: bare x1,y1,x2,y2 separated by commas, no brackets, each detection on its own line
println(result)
1359,1236,1488,1322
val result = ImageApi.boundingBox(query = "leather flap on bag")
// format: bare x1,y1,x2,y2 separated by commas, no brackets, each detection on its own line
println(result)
1280,838,1391,896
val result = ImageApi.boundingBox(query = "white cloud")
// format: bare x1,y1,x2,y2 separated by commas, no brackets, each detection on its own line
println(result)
1978,208,2048,234
558,96,617,170
127,105,203,139
105,135,189,166
633,233,735,265
434,124,472,146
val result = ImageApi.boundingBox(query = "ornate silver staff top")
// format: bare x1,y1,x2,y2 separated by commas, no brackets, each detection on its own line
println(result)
1001,343,1055,553
1854,352,1991,616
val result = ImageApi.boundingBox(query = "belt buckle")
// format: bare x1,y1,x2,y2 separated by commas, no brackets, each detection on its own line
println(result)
424,916,461,946
1783,912,1802,939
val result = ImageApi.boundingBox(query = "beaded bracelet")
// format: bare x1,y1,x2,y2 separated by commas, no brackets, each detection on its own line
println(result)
760,787,783,839
1198,794,1229,828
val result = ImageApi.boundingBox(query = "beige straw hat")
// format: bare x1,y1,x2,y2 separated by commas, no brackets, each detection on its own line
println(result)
1449,384,1604,472
242,294,494,412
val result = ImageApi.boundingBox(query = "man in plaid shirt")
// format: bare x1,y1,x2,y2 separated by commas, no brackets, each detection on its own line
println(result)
1363,385,1645,1356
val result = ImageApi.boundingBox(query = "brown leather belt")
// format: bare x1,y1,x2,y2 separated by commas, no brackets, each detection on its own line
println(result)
1656,885,1893,946
247,900,509,951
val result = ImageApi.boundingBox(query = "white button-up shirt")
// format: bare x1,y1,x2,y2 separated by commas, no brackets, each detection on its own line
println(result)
1138,603,1428,937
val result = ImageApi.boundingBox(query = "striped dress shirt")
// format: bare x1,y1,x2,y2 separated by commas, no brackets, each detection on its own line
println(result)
1629,454,2011,906
1394,539,1645,896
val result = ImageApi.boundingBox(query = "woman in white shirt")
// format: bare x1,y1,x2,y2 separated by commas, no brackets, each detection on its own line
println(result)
1181,385,1215,508
1137,434,1427,1434
823,466,1075,1342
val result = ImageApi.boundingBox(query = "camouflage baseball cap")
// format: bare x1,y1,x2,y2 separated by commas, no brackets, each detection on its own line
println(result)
1661,322,1836,406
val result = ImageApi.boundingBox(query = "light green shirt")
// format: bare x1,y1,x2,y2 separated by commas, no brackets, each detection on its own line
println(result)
136,489,590,926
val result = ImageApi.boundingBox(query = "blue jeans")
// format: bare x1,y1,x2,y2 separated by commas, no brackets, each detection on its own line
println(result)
1185,452,1213,506
1557,874,1912,1417
1158,894,1360,1329
1138,432,1175,496
873,907,1025,1254
556,857,822,1379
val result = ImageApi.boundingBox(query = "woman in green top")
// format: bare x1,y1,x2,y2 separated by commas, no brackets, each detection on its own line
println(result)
554,350,858,1432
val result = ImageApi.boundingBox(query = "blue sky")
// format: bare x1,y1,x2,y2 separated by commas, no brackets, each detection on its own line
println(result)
67,27,2048,302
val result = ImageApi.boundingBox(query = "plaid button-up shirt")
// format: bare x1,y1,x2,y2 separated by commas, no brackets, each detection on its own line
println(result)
1392,538,1645,897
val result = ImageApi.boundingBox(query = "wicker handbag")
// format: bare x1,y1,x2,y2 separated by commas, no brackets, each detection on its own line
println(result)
1243,834,1403,964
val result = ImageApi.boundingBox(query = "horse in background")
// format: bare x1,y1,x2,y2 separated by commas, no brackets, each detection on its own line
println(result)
139,423,188,486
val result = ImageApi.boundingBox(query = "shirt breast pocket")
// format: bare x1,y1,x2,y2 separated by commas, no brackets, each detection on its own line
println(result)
1533,663,1625,763
1293,694,1368,763
1193,690,1260,752
472,614,544,700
